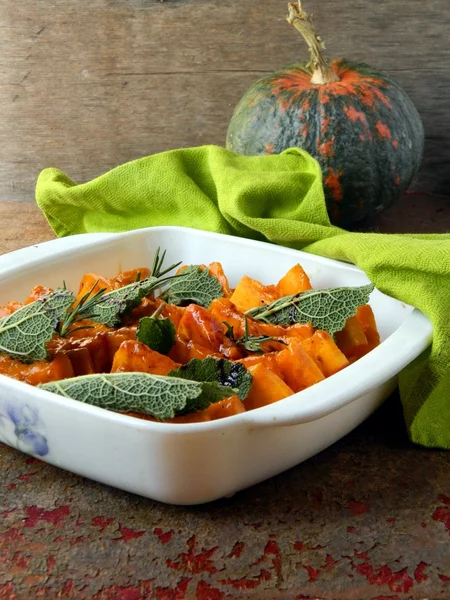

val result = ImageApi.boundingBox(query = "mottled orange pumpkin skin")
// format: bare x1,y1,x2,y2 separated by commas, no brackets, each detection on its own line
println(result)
226,59,424,227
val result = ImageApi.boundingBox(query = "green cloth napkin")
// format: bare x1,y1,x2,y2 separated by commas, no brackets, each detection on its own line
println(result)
36,145,450,449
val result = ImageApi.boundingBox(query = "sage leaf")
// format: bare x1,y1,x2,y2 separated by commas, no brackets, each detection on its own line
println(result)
43,289,77,322
164,266,223,308
136,316,176,355
39,372,236,420
246,284,375,335
169,357,252,400
0,289,75,362
88,277,161,327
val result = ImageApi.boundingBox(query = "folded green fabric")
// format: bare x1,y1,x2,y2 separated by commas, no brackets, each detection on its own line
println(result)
36,145,450,449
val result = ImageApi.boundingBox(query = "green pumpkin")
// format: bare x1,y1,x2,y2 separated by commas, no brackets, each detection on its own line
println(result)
226,2,424,228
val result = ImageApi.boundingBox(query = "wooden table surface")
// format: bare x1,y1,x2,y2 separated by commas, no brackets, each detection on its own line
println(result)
1,196,450,600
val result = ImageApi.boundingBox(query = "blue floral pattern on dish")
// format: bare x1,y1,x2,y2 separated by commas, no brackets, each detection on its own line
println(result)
0,402,49,456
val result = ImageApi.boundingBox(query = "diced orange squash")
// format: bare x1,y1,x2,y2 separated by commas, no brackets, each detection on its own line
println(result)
240,321,313,354
202,395,246,420
276,264,312,296
244,363,294,411
276,339,325,392
167,411,213,423
125,395,245,424
20,354,74,386
65,320,111,341
0,301,23,318
113,268,151,289
175,264,191,275
65,347,96,376
48,323,118,373
208,298,246,337
177,304,232,355
75,273,114,305
158,302,186,331
59,333,111,373
281,322,315,340
0,354,31,382
222,344,244,361
129,297,158,320
237,352,284,379
128,298,185,329
229,275,279,314
126,395,245,424
111,340,179,375
88,334,111,373
168,336,222,363
301,331,349,377
24,285,54,305
356,305,381,349
208,262,233,298
0,354,74,385
253,322,289,338
177,304,242,360
255,321,314,344
335,316,369,360
105,327,137,362
168,336,192,363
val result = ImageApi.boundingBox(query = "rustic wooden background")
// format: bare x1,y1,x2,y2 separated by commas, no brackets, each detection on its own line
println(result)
0,0,449,203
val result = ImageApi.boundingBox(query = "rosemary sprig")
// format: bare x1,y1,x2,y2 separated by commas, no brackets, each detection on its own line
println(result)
59,282,107,337
224,316,286,354
151,247,182,279
58,249,184,336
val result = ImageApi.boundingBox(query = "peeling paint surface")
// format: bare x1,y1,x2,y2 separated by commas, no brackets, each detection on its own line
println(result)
1,395,449,599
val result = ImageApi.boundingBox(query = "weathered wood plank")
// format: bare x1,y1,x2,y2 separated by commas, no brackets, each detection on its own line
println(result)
0,202,53,253
0,0,449,202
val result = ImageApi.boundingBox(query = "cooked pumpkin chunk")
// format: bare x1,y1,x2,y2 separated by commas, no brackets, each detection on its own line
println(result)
0,301,23,319
75,273,114,304
229,275,278,313
202,395,245,420
126,396,244,423
356,304,381,349
253,321,314,352
26,354,75,385
169,336,223,363
267,322,314,341
112,268,151,289
237,352,284,379
208,262,232,297
177,304,227,353
243,363,294,411
335,315,369,360
301,331,349,377
111,340,179,376
208,297,247,337
276,264,312,296
48,323,119,373
0,353,74,385
276,339,325,392
105,327,137,362
24,285,54,305
64,347,96,376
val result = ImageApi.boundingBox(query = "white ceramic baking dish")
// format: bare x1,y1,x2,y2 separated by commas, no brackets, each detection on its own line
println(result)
0,227,432,505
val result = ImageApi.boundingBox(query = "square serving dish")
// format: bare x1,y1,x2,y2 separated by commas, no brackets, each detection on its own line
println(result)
0,227,432,505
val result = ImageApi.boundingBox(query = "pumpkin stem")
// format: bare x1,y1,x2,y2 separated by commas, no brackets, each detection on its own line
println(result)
286,1,340,85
